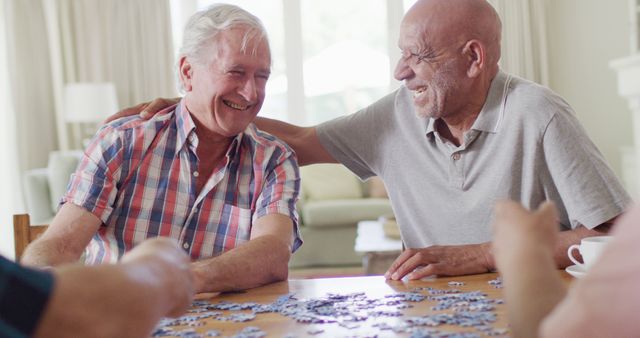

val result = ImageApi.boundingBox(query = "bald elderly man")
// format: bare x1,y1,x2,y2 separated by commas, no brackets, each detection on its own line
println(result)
115,0,631,280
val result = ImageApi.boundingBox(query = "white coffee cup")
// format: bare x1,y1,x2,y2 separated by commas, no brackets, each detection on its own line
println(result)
567,236,613,270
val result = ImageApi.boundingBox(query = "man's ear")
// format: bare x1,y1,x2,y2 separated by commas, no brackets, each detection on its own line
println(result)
179,56,194,91
463,40,484,78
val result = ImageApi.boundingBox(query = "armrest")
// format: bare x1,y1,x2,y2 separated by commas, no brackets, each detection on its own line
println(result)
23,168,55,223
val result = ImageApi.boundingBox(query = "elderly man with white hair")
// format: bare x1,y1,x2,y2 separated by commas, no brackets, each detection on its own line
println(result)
22,4,301,294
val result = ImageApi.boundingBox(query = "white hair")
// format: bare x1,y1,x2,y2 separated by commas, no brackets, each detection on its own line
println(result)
176,4,270,93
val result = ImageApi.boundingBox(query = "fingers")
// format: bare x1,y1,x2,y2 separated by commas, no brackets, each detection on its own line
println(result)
142,97,181,118
166,277,194,317
407,264,437,280
384,250,414,279
536,201,559,226
121,238,194,317
102,96,180,125
103,102,148,124
493,199,527,222
493,200,558,233
386,250,435,280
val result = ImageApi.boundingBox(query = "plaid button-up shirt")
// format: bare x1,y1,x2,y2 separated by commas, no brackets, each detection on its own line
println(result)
63,101,301,264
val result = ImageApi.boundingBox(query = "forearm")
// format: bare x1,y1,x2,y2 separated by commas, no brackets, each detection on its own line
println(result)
255,117,336,165
35,253,191,338
36,265,164,337
191,235,291,293
21,238,83,267
22,203,99,267
499,243,567,338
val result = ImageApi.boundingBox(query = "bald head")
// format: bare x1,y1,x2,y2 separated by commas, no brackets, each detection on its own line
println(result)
402,0,502,66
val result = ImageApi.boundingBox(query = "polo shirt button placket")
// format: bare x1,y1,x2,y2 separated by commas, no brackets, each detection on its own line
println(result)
450,152,464,188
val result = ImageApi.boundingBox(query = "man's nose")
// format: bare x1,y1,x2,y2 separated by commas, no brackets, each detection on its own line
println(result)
394,58,413,81
239,77,258,102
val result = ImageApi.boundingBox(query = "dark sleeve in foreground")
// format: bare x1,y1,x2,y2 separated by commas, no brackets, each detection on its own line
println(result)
0,255,54,338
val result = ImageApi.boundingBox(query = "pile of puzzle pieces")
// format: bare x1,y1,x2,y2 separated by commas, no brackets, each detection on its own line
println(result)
151,278,507,338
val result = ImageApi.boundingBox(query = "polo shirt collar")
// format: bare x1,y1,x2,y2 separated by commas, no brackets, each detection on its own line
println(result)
424,70,511,137
470,70,510,134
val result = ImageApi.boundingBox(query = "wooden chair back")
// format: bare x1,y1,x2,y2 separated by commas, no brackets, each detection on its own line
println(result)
13,214,48,260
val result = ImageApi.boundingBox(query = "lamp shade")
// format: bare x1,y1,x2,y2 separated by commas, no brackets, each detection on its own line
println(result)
64,82,119,122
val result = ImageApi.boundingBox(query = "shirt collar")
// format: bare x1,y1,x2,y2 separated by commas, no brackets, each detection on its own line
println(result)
470,70,510,134
424,70,511,137
175,99,196,154
174,99,244,158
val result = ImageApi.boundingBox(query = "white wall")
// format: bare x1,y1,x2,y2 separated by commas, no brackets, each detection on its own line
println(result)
546,0,633,189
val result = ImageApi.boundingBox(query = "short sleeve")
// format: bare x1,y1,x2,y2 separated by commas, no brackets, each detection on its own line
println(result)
61,124,124,224
542,109,631,229
253,149,303,252
317,90,398,180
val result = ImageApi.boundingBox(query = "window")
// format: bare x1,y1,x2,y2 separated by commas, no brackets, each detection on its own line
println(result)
171,0,410,124
404,0,418,11
300,0,388,124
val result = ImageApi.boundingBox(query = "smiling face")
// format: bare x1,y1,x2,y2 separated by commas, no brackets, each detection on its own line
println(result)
393,0,502,121
394,15,466,120
180,27,271,138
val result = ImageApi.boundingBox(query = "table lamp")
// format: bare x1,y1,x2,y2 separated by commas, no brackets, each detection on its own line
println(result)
63,82,119,148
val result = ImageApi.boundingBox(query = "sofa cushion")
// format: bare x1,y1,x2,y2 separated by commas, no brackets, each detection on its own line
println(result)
289,225,361,268
23,168,54,223
47,151,82,212
301,164,362,200
302,198,393,228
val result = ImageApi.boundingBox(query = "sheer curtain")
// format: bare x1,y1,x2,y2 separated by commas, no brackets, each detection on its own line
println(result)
1,0,58,259
489,0,549,85
53,0,176,148
0,0,175,257
56,0,175,103
0,1,21,259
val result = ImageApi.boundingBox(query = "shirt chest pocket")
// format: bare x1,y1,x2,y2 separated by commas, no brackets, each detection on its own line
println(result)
212,204,253,250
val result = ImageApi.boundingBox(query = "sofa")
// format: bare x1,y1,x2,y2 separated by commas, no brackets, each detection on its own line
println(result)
23,151,82,224
23,154,393,268
289,164,394,268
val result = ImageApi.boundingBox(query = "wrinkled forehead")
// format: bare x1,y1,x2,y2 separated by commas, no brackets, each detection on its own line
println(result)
398,11,461,52
398,19,436,51
210,28,271,65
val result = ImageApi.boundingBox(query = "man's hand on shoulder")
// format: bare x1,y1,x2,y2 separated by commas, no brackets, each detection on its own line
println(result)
384,243,494,280
104,97,180,124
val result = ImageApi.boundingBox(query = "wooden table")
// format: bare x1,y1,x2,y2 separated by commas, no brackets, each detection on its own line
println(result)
157,272,573,337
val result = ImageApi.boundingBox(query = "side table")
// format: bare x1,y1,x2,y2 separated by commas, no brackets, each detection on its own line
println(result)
354,220,403,275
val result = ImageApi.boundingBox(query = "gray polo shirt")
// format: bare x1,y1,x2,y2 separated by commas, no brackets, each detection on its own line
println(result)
317,70,631,247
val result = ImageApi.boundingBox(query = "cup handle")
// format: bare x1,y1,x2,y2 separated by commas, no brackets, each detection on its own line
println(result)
567,244,584,266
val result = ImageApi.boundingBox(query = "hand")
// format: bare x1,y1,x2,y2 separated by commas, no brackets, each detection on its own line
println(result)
103,97,180,124
122,238,194,317
384,243,493,280
492,200,559,272
34,238,194,338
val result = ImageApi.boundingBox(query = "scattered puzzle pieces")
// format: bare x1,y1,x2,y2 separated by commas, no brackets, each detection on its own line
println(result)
152,281,508,338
